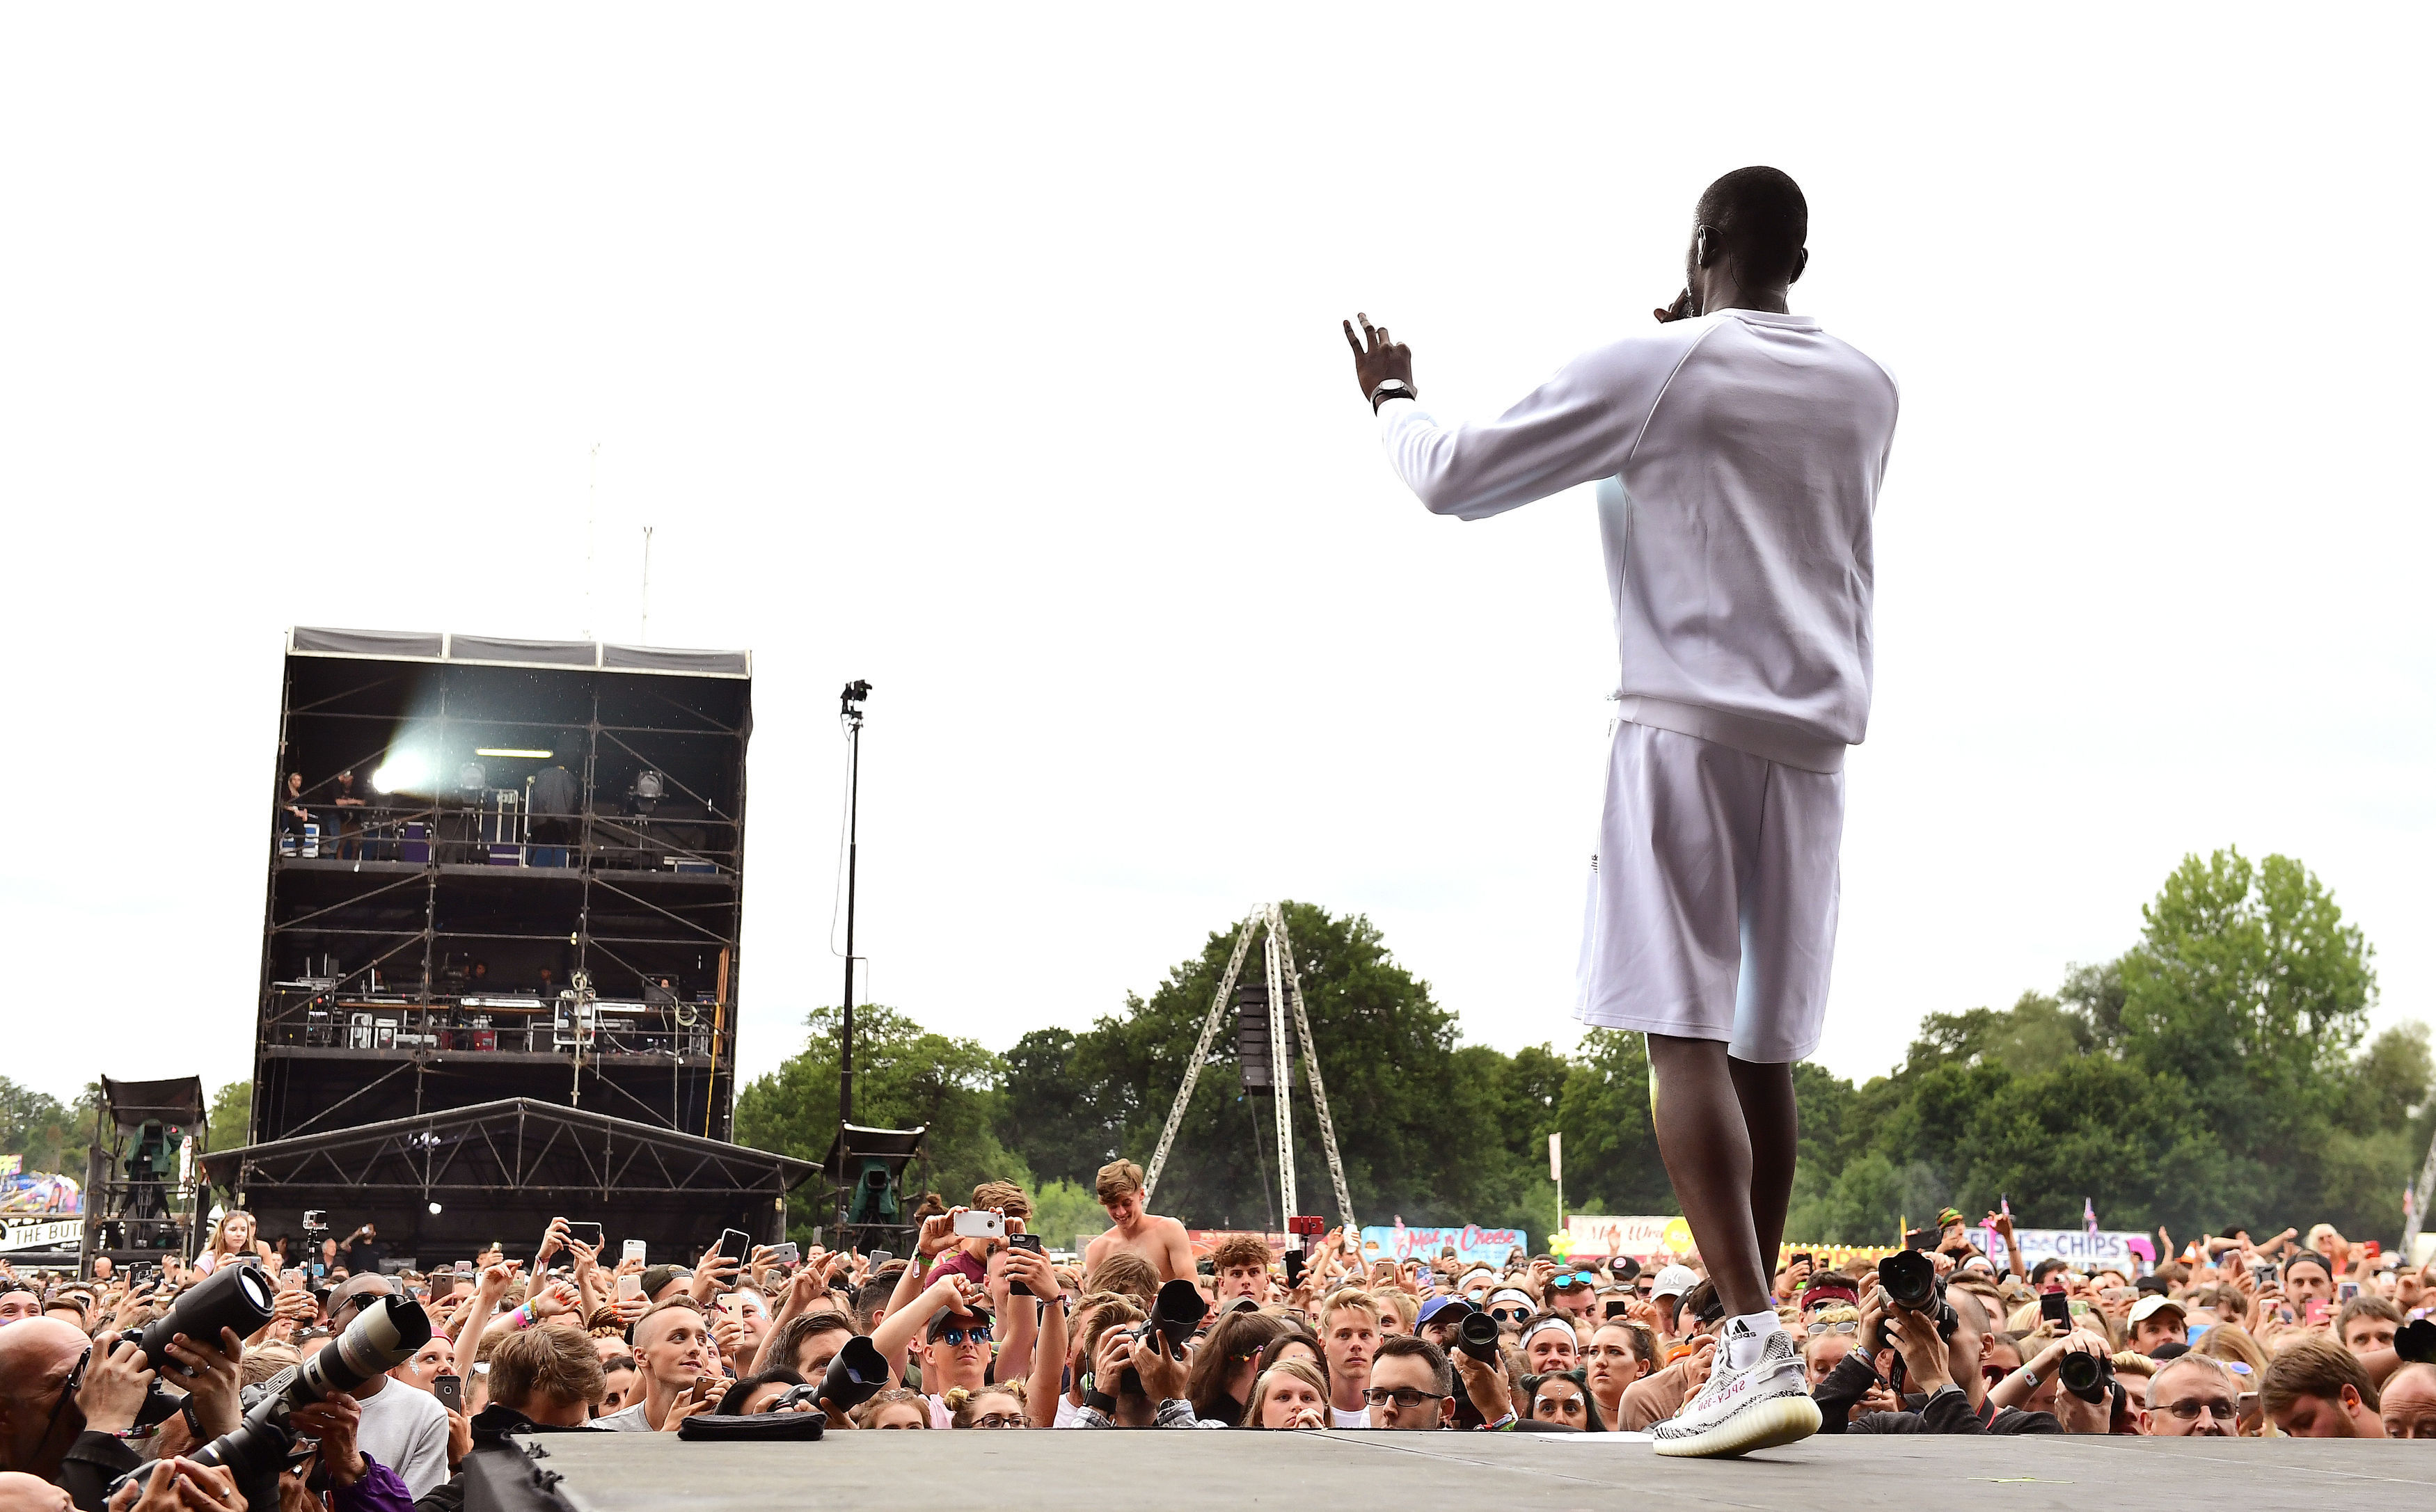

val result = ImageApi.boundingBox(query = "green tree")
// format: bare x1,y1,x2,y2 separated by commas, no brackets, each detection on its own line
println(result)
735,1005,1027,1246
997,903,1524,1231
204,1081,254,1153
1781,850,2428,1246
0,1078,102,1178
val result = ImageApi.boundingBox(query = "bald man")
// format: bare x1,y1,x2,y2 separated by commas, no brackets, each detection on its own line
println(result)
2382,1362,2436,1440
0,1317,150,1508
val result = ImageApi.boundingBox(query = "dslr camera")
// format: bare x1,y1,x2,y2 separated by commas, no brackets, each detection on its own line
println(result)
116,1264,278,1429
1116,1280,1203,1394
1874,1249,1957,1393
113,1289,432,1500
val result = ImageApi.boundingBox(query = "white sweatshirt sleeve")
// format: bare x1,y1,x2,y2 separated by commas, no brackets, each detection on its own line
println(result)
1374,328,1705,520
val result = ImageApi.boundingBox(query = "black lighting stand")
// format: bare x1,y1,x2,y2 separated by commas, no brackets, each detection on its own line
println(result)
839,680,871,1124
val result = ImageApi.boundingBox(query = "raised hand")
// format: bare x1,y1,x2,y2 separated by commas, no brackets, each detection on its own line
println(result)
1341,313,1414,403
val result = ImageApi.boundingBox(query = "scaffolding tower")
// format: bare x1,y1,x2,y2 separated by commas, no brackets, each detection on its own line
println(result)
1142,904,1356,1230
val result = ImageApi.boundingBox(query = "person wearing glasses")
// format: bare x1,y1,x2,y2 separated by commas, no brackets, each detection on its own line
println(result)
322,1275,450,1495
1544,1268,1602,1323
2139,1354,2244,1438
1363,1336,1513,1431
1481,1289,1537,1342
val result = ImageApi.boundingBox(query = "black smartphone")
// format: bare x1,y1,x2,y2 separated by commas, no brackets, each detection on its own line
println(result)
565,1222,603,1251
1789,1252,1812,1270
1604,1298,1633,1320
2039,1290,2072,1330
1903,1229,1936,1252
433,1374,463,1414
1007,1234,1045,1298
716,1228,751,1264
1283,1250,1305,1288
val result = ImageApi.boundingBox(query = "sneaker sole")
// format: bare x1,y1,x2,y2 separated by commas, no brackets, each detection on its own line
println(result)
1650,1392,1821,1458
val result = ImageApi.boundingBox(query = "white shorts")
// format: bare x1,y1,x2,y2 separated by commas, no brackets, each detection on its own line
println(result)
1573,721,1844,1063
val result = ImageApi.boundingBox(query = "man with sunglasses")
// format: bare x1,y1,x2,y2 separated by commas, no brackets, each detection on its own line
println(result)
1481,1290,1537,1341
2139,1355,2242,1438
322,1276,449,1496
911,1307,996,1429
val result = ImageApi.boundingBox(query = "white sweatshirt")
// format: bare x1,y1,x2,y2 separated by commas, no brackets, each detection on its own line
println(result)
1377,310,1898,772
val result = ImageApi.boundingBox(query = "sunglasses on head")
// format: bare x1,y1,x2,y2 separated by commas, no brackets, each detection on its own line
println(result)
1550,1273,1599,1289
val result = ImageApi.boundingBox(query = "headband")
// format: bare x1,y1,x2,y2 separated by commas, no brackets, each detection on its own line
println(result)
1519,1316,1579,1352
1487,1289,1539,1313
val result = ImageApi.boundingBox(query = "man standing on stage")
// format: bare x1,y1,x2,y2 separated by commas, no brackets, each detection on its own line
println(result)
1345,167,1897,1457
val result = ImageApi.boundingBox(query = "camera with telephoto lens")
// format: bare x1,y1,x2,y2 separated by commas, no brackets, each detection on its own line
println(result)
120,1263,278,1427
1455,1307,1503,1364
111,1290,432,1501
1116,1280,1203,1394
816,1335,892,1412
2057,1347,2116,1405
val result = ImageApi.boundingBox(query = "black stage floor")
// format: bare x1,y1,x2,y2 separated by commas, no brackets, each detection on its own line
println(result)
521,1428,2436,1511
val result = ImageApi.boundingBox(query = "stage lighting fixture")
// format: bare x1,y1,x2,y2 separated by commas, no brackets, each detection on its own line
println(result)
475,747,553,758
427,1201,443,1216
635,769,665,800
457,763,486,790
370,755,427,793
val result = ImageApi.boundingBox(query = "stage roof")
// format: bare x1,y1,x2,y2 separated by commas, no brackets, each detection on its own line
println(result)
289,627,750,678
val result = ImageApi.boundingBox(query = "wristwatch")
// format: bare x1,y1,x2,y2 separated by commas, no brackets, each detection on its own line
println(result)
1368,379,1416,413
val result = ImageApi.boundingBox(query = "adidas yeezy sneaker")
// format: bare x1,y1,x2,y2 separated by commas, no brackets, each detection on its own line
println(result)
1650,1328,1820,1458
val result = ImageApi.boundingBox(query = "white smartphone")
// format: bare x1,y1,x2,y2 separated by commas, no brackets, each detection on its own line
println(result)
952,1209,1006,1241
622,1240,647,1264
617,1273,643,1301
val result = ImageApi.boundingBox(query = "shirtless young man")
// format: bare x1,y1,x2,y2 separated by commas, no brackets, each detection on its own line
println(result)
1347,166,1897,1458
1082,1159,1193,1283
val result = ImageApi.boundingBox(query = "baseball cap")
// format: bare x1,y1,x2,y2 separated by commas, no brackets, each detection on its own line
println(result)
1650,1265,1700,1301
1217,1294,1262,1316
2128,1294,2186,1326
1606,1255,1642,1282
1416,1296,1473,1328
639,1264,693,1300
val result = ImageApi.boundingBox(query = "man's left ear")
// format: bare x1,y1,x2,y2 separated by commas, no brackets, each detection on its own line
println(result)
1791,248,1809,285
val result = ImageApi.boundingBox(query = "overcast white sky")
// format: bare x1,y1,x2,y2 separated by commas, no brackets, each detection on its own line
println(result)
5,9,2430,1113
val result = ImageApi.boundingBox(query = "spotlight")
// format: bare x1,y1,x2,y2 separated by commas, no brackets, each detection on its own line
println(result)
634,769,665,800
427,1202,443,1216
457,763,487,791
370,755,427,794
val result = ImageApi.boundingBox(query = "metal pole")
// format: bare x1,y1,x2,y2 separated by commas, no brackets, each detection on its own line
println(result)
639,525,654,643
1265,929,1297,1221
841,710,860,1125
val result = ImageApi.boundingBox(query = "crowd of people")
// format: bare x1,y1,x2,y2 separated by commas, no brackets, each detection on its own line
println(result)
1,1165,2430,1510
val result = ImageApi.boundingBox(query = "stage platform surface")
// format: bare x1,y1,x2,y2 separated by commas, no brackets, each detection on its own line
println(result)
523,1426,2436,1511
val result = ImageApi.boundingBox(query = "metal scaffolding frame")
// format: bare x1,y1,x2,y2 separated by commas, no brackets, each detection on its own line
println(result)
253,630,752,1148
1142,904,1356,1230
197,1097,814,1257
